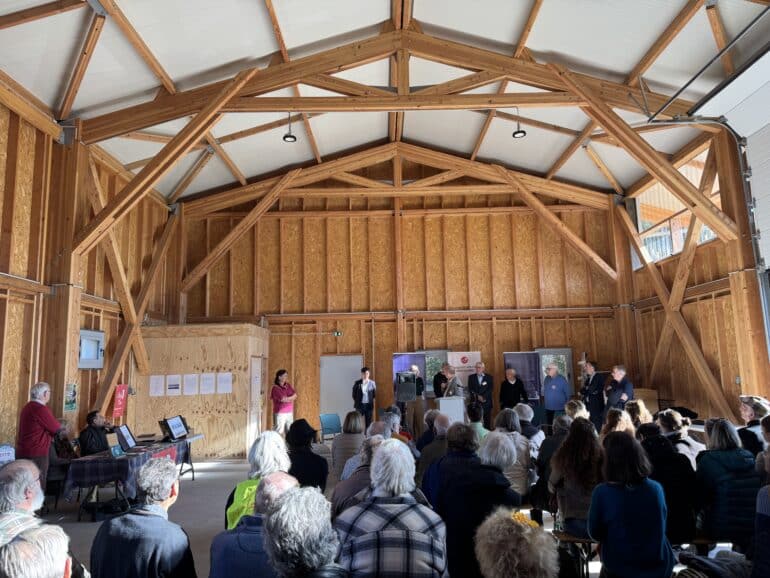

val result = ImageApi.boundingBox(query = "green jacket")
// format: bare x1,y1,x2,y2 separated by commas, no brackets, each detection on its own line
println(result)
226,478,260,530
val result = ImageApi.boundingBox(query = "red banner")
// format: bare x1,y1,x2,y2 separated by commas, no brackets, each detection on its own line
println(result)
113,384,128,418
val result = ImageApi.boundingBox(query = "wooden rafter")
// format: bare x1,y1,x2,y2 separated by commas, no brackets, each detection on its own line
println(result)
546,121,596,179
74,67,258,255
0,0,85,30
181,169,301,292
413,70,506,96
0,70,61,140
552,64,738,241
706,3,735,76
584,144,624,194
332,172,385,188
169,148,214,203
57,13,105,120
205,133,246,185
496,166,617,281
302,74,392,97
121,131,208,149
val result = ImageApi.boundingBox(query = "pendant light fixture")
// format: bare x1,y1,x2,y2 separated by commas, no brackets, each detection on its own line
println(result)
511,106,527,139
282,112,297,143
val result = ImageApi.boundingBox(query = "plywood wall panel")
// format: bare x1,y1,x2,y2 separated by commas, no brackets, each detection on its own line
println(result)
185,219,206,317
231,227,254,315
349,219,370,311
402,217,427,311
466,215,492,309
208,219,231,317
303,219,326,313
443,217,469,309
562,213,590,307
423,217,445,310
259,219,281,313
327,219,351,312
489,214,515,309
369,217,395,311
512,213,539,308
281,219,303,313
9,121,35,277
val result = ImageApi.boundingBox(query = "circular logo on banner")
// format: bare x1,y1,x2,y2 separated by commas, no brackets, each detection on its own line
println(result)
461,356,469,364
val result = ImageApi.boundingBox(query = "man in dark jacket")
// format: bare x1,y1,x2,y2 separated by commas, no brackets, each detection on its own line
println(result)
580,361,605,431
78,411,111,456
287,419,328,491
352,367,376,428
468,362,494,429
90,458,196,578
605,365,633,413
422,422,482,508
499,368,527,410
416,414,450,485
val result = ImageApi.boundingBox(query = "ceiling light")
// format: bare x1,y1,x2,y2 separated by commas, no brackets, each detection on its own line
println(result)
511,106,527,139
282,112,297,143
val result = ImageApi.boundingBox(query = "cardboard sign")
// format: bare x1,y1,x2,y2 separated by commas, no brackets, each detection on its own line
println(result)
112,384,128,418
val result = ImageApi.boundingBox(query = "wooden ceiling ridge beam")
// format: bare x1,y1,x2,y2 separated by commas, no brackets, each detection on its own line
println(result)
57,12,105,120
551,64,738,241
616,206,735,420
180,168,300,292
74,67,259,255
706,2,735,76
0,0,86,30
80,29,403,143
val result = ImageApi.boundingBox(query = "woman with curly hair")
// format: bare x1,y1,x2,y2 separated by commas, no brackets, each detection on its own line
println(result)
625,399,653,429
474,507,558,578
600,408,635,439
549,417,603,538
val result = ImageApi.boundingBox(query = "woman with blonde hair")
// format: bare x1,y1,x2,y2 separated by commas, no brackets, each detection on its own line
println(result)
657,408,705,470
331,411,365,480
626,399,653,429
564,399,590,421
600,408,635,439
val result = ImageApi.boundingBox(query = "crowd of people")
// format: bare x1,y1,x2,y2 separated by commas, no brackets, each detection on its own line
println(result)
2,368,770,577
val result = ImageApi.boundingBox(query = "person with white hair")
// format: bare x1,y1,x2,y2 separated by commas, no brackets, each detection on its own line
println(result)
335,439,447,577
0,460,45,546
0,524,71,578
513,403,545,459
225,430,291,529
416,413,450,485
440,432,522,577
210,471,299,578
493,409,532,497
15,382,62,491
416,409,441,452
264,487,347,578
542,364,570,427
340,421,390,481
331,436,383,520
90,458,196,578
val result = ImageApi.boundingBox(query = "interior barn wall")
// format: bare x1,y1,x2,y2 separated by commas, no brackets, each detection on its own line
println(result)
130,323,269,459
183,201,621,430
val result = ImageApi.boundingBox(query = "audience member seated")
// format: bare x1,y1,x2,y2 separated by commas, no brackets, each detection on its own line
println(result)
0,524,71,578
695,417,760,550
47,420,76,502
514,403,545,458
755,415,770,483
91,458,196,578
415,414,449,486
626,399,653,429
287,419,329,492
492,409,531,497
331,412,365,481
210,471,298,578
530,415,572,524
565,399,591,421
422,422,481,506
384,405,412,441
657,408,705,470
549,417,603,539
637,422,696,545
468,403,489,442
331,436,383,520
226,430,290,529
588,432,675,578
265,487,347,578
474,507,558,578
78,411,111,457
340,421,389,481
753,484,770,578
441,432,521,578
0,460,44,545
739,395,770,457
416,409,440,452
600,408,635,439
335,439,447,577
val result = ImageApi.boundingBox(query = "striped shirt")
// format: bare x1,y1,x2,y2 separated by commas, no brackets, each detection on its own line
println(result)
0,510,41,546
334,495,447,577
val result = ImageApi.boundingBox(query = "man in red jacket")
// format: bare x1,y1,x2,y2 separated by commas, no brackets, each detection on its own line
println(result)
16,382,62,490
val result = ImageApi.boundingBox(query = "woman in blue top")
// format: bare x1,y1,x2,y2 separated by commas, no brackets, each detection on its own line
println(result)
588,431,675,578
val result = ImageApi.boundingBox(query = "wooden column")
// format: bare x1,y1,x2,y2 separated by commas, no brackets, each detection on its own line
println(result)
393,156,406,349
714,129,770,397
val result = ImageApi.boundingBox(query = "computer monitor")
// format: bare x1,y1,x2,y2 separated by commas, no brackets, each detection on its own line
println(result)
116,424,137,451
163,415,188,441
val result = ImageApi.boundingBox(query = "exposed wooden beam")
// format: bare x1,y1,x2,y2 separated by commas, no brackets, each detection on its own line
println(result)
135,212,179,318
480,109,580,137
218,113,321,144
332,172,386,188
121,131,208,149
706,3,735,76
0,0,85,30
169,149,214,203
625,0,705,86
513,0,544,58
57,13,105,120
302,74,393,97
74,68,258,255
95,323,138,413
584,144,624,194
552,65,738,241
80,30,402,143
205,133,246,185
0,70,61,140
546,121,596,179
413,70,506,96
395,48,409,141
181,169,300,292
405,169,464,188
497,166,617,280
280,184,519,198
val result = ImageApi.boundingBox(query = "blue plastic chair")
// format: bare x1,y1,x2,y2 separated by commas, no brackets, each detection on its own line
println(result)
319,413,342,442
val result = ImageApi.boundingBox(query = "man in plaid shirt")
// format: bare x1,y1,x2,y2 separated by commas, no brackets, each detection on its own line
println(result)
334,438,447,577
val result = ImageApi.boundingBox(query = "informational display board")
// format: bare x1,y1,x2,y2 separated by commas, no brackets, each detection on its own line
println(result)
439,396,466,426
447,351,481,386
502,352,542,401
320,354,364,420
420,350,449,396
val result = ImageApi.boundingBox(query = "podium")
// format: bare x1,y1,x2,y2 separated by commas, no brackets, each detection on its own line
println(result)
438,396,465,426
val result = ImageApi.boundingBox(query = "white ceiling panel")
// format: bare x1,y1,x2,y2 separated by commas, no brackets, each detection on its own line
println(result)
477,117,574,175
556,147,615,190
403,109,487,155
182,155,239,197
409,57,472,87
333,59,391,87
590,142,646,188
414,0,529,47
97,137,163,164
0,1,56,15
309,112,388,157
711,0,770,71
642,125,703,154
154,153,201,197
503,107,589,133
211,112,286,140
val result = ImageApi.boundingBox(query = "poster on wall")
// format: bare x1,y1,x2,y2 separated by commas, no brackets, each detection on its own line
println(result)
419,350,449,396
63,383,78,413
200,373,216,395
166,375,181,396
149,375,165,397
183,374,199,396
112,384,128,418
217,372,233,394
447,351,481,388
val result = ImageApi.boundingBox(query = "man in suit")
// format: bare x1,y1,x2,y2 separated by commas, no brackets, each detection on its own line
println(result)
605,365,633,413
580,361,605,432
352,367,376,428
468,362,494,429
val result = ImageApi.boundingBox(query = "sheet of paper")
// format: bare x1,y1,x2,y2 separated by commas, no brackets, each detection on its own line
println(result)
183,374,199,396
166,374,181,397
149,375,165,397
216,372,233,394
200,373,216,395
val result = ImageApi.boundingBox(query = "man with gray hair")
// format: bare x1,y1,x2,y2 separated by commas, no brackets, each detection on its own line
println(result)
90,458,196,577
264,487,346,577
0,460,44,546
416,413,450,485
340,421,390,481
331,435,384,520
513,402,545,458
0,524,71,578
16,382,62,491
210,471,298,578
335,439,447,576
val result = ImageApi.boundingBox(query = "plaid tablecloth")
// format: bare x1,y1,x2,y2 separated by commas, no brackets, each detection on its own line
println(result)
64,440,189,500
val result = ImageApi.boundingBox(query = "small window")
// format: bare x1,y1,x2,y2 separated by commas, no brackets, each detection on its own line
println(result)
79,329,105,369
